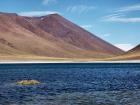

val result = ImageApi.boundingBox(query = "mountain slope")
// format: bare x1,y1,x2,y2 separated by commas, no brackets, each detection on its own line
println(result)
37,14,123,55
107,45,140,60
128,44,140,53
121,44,140,60
0,12,124,60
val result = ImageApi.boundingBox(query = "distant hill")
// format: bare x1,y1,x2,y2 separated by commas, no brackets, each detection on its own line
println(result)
128,44,140,53
122,44,140,60
0,12,124,60
107,44,140,60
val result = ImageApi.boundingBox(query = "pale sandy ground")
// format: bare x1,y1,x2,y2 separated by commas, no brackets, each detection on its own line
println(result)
0,60,140,64
0,55,140,63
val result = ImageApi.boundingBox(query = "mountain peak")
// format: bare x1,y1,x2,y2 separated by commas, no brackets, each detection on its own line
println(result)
37,13,62,21
0,12,18,16
48,13,60,16
41,13,63,19
47,13,62,17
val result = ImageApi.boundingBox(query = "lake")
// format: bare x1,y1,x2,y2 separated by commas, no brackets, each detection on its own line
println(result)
0,63,140,105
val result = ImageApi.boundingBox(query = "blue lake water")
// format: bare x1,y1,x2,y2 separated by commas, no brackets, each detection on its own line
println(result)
0,63,140,105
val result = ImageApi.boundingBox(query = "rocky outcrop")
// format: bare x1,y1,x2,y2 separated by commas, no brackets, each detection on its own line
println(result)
17,80,40,85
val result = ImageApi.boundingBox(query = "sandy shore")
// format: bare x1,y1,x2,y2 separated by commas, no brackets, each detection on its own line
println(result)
0,60,140,64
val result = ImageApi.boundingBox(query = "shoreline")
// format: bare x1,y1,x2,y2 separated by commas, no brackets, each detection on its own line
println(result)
0,60,140,64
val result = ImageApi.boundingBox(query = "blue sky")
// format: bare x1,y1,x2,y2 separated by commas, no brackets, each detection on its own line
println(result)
0,0,140,51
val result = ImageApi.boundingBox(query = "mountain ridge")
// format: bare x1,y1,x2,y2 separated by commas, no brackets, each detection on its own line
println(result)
0,12,124,60
106,44,140,60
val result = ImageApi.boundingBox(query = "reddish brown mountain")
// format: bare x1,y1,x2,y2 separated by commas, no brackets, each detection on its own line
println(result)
0,12,124,60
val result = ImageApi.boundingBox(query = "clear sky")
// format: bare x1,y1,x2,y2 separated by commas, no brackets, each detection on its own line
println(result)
0,0,140,51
